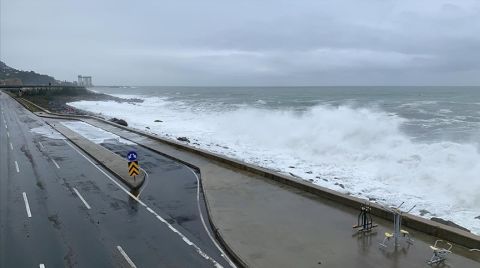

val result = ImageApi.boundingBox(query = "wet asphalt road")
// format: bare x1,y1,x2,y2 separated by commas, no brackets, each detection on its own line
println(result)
0,92,232,267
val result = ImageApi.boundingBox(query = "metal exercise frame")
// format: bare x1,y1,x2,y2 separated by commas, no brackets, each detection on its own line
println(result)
379,202,415,248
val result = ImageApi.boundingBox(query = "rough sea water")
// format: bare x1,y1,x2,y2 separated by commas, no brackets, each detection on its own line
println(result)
69,86,480,234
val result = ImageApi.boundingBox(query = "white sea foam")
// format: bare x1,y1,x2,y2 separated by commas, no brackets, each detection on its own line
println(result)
31,125,65,140
68,97,480,234
61,121,135,145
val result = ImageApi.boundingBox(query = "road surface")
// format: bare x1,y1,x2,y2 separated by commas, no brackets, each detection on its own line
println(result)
0,91,233,267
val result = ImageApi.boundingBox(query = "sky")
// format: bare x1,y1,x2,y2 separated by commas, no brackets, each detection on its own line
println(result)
1,0,480,86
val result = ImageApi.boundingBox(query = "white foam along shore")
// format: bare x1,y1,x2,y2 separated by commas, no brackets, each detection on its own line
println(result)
68,95,480,235
61,121,135,145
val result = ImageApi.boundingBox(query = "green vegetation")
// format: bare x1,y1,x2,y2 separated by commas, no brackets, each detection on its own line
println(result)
0,61,57,85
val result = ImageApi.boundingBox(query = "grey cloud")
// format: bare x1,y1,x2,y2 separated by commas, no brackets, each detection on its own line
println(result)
2,0,480,85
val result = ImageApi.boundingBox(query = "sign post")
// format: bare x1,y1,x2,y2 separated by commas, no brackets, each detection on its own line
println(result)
127,151,140,180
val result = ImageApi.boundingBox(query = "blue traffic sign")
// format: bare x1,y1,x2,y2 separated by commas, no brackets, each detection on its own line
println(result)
127,151,137,161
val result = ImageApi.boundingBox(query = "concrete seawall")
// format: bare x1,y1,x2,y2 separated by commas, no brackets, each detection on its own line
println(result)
15,96,480,250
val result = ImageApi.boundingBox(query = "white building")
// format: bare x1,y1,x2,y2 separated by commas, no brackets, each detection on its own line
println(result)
77,75,93,87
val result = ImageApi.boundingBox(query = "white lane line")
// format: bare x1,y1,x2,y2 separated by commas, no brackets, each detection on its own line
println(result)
10,142,13,151
6,131,9,138
39,264,45,268
14,161,19,173
38,141,45,149
71,123,231,264
4,124,7,129
187,166,237,268
117,246,137,268
64,140,223,267
22,192,32,218
51,159,60,169
73,187,91,209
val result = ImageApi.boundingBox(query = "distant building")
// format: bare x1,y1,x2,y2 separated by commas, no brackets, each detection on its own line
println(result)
77,75,93,87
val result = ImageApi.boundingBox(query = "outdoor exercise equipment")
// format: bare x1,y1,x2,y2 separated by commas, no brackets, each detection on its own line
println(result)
379,202,415,248
427,240,452,265
353,204,377,233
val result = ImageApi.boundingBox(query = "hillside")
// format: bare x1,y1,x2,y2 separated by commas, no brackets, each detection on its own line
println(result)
0,61,57,85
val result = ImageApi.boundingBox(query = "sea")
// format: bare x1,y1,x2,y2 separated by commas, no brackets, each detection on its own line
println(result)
68,86,480,234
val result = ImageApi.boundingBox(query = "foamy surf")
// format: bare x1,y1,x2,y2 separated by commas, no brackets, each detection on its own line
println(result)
68,91,480,234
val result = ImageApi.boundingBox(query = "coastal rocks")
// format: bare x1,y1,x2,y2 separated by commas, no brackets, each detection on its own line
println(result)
177,137,190,143
289,172,300,178
431,217,470,233
109,118,128,126
419,209,431,216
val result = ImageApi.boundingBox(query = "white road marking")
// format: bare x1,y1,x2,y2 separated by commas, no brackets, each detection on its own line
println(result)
4,124,7,129
64,140,223,267
51,159,60,169
186,166,237,268
117,246,137,268
39,264,45,268
74,122,233,266
38,141,45,149
14,161,19,173
6,131,9,138
73,187,91,209
22,192,32,218
10,142,13,150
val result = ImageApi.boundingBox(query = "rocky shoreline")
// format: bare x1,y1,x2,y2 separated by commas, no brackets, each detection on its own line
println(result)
22,88,142,116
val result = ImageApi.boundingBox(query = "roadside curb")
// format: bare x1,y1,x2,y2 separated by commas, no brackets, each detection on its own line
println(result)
14,96,480,251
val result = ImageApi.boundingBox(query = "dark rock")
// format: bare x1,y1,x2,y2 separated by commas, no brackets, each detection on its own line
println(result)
419,209,431,216
431,217,470,232
315,176,321,179
288,166,295,169
154,120,163,122
289,172,300,178
334,183,345,189
368,197,377,201
306,171,313,174
322,178,328,182
109,118,128,126
145,126,150,129
177,137,190,143
475,216,480,220
333,177,339,180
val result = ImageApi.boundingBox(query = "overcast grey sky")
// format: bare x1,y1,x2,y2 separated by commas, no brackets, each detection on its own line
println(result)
1,0,480,86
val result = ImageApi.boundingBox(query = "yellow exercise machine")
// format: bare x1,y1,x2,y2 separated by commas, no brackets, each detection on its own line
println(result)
427,240,452,265
379,202,415,248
